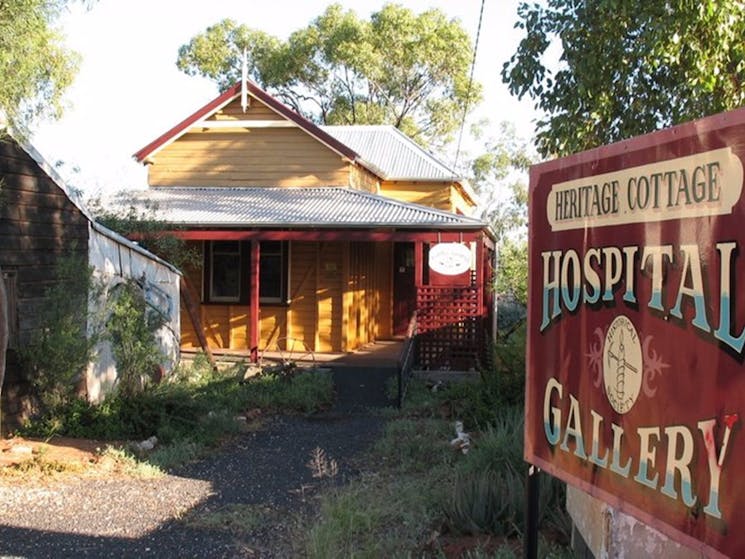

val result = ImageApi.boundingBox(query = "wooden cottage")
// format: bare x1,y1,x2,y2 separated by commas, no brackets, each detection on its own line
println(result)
126,81,495,370
0,130,181,422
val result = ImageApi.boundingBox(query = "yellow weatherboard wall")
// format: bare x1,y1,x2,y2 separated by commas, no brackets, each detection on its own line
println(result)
147,97,349,188
179,240,393,355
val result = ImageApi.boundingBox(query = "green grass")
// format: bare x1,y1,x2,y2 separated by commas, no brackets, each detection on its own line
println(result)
183,503,275,534
306,471,451,559
304,409,457,558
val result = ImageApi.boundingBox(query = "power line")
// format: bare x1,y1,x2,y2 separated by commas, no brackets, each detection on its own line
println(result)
453,0,486,172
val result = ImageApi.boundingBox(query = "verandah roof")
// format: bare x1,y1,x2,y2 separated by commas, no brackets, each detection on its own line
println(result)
110,186,488,231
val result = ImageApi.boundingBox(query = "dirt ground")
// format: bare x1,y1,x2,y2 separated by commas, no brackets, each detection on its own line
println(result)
0,435,116,471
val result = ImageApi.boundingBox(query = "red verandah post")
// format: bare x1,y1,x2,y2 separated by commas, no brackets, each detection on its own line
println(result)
250,240,260,363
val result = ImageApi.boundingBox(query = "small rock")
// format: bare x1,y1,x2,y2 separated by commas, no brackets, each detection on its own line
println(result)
245,408,262,421
132,436,159,455
10,445,33,455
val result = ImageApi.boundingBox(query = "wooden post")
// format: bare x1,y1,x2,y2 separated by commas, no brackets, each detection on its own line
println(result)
179,276,217,372
476,237,485,300
414,241,423,288
250,240,260,363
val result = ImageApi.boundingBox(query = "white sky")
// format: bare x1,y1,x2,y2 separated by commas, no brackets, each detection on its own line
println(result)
31,0,538,196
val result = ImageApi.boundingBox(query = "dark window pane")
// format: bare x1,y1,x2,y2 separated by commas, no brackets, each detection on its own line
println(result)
259,241,285,302
260,254,281,299
210,242,241,301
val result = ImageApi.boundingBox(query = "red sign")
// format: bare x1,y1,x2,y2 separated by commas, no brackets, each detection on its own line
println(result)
526,108,745,558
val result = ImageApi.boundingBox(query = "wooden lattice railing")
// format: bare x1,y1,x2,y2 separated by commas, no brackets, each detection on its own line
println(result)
416,285,484,371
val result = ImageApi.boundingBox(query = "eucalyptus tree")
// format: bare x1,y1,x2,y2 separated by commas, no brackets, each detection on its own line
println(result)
0,0,80,132
503,0,745,157
177,3,480,149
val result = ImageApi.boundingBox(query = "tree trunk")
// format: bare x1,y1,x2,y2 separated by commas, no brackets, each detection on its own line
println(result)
0,265,8,435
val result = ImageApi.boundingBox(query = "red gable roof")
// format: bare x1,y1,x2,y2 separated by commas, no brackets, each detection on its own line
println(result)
133,80,361,164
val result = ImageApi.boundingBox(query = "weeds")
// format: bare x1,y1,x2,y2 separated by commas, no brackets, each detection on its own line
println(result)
307,447,339,479
446,467,521,536
183,503,274,535
302,372,571,557
19,359,334,471
97,446,164,478
0,453,84,478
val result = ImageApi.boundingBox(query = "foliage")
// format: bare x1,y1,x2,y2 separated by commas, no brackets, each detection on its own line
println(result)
184,503,274,535
177,3,480,149
0,0,81,132
503,0,745,157
446,467,521,536
303,389,571,557
0,451,85,479
19,254,100,412
371,417,455,474
456,407,525,478
97,446,164,478
91,198,200,271
497,238,528,307
491,323,527,406
20,361,333,469
469,122,531,308
471,123,531,240
106,279,165,398
305,419,453,558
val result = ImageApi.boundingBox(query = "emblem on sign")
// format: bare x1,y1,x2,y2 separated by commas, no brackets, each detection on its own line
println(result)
603,315,642,414
428,243,471,275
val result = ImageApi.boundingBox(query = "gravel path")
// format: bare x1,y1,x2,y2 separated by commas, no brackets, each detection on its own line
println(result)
0,366,395,558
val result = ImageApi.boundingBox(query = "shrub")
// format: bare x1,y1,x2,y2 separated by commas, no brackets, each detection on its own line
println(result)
446,466,522,536
19,255,100,412
485,321,526,407
106,279,165,398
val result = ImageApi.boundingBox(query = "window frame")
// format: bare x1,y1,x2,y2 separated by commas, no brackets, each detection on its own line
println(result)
204,241,243,304
258,240,289,304
203,240,289,305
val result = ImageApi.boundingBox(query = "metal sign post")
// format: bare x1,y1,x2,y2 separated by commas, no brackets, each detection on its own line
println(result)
524,464,540,559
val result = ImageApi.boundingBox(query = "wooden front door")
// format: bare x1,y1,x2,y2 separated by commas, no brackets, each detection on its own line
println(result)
393,243,416,336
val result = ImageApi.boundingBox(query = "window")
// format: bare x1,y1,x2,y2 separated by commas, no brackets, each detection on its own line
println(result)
259,241,287,303
208,241,242,302
204,241,289,304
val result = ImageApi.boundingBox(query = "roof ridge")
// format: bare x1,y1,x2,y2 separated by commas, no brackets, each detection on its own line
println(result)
321,124,395,131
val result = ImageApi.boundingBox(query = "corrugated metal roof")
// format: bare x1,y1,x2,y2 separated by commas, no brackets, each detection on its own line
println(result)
321,125,460,181
109,187,486,229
